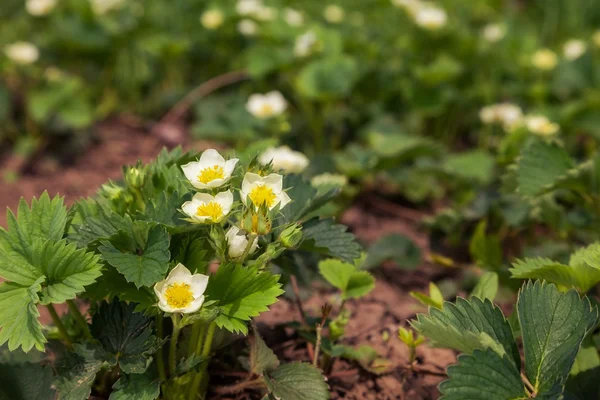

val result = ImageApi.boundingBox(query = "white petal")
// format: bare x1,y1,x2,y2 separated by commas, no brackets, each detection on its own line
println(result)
181,162,203,185
199,149,225,167
181,295,205,314
223,158,239,177
262,173,284,193
154,280,166,299
181,200,200,219
158,301,176,313
276,191,292,210
192,192,217,204
242,172,263,194
165,263,193,286
190,274,209,297
205,178,227,188
215,190,234,215
246,95,265,115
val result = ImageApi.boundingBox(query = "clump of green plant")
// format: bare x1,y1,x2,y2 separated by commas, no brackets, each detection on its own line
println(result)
0,147,360,399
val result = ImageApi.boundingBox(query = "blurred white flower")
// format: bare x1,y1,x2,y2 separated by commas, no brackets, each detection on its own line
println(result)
391,0,422,16
531,48,558,71
241,173,291,210
525,115,559,137
26,0,56,16
236,0,263,15
154,264,208,314
479,103,523,131
323,5,345,23
181,191,234,224
181,149,239,189
311,173,348,187
294,31,317,57
238,19,258,36
246,91,287,119
284,8,304,26
201,9,224,30
593,31,600,48
414,6,447,30
255,6,277,21
90,0,124,15
482,23,506,43
226,226,259,259
4,42,39,65
479,106,497,125
563,39,586,61
259,146,309,174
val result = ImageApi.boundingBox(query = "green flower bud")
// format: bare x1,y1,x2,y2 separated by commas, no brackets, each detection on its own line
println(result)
125,167,145,189
279,224,303,249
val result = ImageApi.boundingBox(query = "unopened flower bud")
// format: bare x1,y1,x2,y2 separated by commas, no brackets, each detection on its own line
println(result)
280,224,303,248
125,167,145,189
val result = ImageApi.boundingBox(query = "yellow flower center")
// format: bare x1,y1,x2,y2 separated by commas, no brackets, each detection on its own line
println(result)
198,165,225,184
249,184,276,208
164,282,194,309
196,201,223,221
258,103,274,117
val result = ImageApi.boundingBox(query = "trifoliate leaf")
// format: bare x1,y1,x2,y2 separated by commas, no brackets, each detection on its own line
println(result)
471,272,499,302
318,259,375,300
439,349,527,400
100,224,170,288
70,203,131,249
205,263,284,335
518,281,599,397
0,279,45,352
0,362,55,400
109,373,160,400
516,140,575,197
510,257,600,293
91,300,161,374
55,343,106,400
249,332,279,375
264,362,330,400
469,220,502,270
300,218,362,263
363,234,421,270
412,296,520,369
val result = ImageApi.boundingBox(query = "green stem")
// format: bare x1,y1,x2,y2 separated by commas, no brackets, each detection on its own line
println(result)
46,304,72,350
66,300,92,340
240,234,257,262
194,323,208,356
188,321,201,357
169,314,182,375
156,314,167,383
189,322,217,399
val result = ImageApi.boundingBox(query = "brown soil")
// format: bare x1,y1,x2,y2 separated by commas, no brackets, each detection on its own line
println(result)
0,122,457,399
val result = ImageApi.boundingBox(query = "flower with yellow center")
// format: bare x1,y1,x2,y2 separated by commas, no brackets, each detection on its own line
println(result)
182,190,233,223
154,264,209,314
246,91,287,119
182,149,239,189
241,173,291,210
531,48,558,71
525,115,559,137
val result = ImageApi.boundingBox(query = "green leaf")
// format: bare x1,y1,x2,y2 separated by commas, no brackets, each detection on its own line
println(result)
205,264,284,335
109,373,160,400
174,355,207,376
409,282,444,310
510,257,600,293
7,192,68,246
471,272,499,302
518,281,599,397
249,332,279,375
439,349,527,400
516,140,575,197
469,220,502,270
0,362,56,400
318,259,374,300
565,336,600,399
363,234,421,270
91,300,161,374
412,296,520,369
0,279,45,352
264,362,330,400
296,56,359,100
300,218,362,263
100,224,171,288
55,343,106,400
442,150,495,185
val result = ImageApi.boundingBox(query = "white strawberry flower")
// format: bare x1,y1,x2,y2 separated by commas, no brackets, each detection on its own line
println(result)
238,19,259,36
236,0,263,16
525,115,559,137
226,226,259,259
323,5,345,23
5,42,39,65
532,48,558,71
154,264,209,314
241,173,291,210
482,23,506,43
391,0,422,16
414,6,447,30
563,39,586,61
259,146,309,174
181,190,234,224
284,8,304,26
294,31,318,57
246,91,287,119
181,149,239,189
26,0,56,16
201,9,225,30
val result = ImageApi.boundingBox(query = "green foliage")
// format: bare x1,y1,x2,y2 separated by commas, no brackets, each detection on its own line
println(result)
300,218,362,263
318,259,375,300
205,263,284,334
54,343,106,400
469,220,502,270
410,282,445,310
470,272,499,302
0,280,45,352
264,362,330,400
363,234,421,270
109,373,160,400
0,362,55,400
249,332,280,376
